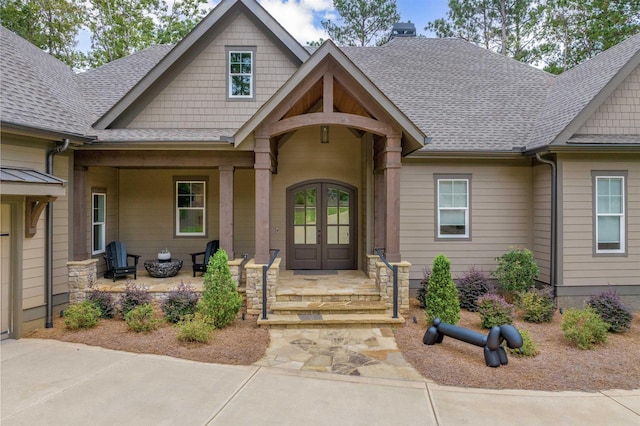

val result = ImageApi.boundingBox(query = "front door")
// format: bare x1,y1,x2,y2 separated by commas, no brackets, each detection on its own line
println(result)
287,181,356,270
1,204,12,340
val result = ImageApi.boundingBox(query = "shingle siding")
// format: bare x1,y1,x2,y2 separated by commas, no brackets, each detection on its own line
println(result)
128,13,297,130
577,65,640,135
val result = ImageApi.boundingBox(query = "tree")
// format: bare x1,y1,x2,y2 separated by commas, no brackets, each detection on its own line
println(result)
424,254,461,325
85,0,160,67
155,0,209,45
538,0,640,74
426,0,542,62
322,0,401,46
0,0,85,67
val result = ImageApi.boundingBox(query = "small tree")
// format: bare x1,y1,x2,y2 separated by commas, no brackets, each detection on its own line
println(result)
197,249,242,329
424,254,460,325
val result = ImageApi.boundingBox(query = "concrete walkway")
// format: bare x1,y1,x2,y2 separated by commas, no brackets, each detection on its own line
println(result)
2,339,639,425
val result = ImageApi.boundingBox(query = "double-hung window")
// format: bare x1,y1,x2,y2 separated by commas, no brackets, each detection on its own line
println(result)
228,49,254,99
176,180,206,236
92,192,106,254
594,173,626,254
436,177,470,239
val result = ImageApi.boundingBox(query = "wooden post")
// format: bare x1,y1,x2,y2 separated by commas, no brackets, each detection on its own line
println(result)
254,134,272,264
73,165,88,260
219,165,235,260
384,135,402,262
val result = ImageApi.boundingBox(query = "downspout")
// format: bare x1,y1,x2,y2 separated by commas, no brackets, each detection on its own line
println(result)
45,138,70,327
535,153,557,297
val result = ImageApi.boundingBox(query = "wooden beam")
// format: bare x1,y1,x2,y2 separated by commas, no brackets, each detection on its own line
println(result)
25,196,56,238
75,150,254,168
323,72,333,113
270,112,393,137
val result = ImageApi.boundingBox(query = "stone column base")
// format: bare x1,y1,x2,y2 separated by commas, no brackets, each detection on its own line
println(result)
376,260,411,315
244,258,280,315
67,259,99,305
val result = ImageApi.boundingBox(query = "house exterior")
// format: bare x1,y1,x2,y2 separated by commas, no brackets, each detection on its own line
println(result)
1,0,638,338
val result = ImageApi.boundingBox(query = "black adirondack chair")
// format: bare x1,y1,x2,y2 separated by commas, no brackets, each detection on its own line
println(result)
104,241,141,282
190,240,219,277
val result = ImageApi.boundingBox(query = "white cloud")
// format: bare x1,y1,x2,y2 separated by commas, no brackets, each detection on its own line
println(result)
258,0,331,44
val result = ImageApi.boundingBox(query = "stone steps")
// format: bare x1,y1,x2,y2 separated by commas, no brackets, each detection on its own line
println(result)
269,300,388,315
257,313,405,329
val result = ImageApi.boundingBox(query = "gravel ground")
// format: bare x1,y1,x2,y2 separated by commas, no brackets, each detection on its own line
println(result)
27,299,640,391
394,300,640,392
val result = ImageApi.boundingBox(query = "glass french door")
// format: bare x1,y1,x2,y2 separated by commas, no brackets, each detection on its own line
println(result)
287,181,356,270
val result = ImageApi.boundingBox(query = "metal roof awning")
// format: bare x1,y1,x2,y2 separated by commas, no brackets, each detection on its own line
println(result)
0,167,67,196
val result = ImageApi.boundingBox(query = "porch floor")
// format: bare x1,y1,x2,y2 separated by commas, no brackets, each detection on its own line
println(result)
94,270,207,293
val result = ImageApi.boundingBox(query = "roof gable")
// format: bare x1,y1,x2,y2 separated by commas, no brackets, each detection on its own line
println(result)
526,33,640,151
235,39,426,154
92,0,309,130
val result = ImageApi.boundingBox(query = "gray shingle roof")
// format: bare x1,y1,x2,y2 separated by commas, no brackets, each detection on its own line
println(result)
74,45,174,122
0,26,91,136
526,33,640,150
343,37,554,151
90,128,236,143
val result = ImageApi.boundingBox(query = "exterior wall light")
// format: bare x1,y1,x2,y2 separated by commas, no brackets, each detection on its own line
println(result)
320,125,330,143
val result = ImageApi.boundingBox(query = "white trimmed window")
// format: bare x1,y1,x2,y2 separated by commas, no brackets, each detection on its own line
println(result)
228,50,253,98
176,181,206,236
595,175,625,254
92,192,106,254
437,178,470,238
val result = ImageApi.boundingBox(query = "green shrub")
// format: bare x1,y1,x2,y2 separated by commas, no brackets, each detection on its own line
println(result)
120,282,152,317
64,301,101,330
176,312,215,343
87,288,117,319
493,247,539,293
587,289,633,333
477,294,514,328
518,287,555,323
161,282,200,323
197,249,242,329
507,329,539,357
424,254,460,325
124,303,161,333
456,266,491,312
416,267,431,308
561,307,609,349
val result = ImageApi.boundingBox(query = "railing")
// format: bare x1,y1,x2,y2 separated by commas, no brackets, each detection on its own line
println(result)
374,248,399,319
262,249,280,320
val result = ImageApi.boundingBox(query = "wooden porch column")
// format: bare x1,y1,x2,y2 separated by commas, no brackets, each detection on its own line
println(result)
374,170,385,251
73,165,88,260
254,134,272,264
384,135,402,262
219,165,235,260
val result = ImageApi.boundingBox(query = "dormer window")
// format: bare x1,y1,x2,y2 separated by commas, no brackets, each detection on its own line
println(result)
227,48,255,99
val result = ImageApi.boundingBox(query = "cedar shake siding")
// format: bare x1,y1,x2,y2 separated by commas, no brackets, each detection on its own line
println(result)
577,65,640,135
128,13,298,130
400,159,533,281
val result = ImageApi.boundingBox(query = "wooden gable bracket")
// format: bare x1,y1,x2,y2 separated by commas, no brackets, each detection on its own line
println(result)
25,196,56,238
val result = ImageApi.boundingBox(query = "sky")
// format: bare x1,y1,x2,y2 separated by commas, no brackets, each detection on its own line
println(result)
77,0,450,51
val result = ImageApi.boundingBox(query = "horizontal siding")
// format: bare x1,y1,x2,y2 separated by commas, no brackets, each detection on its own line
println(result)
118,169,220,262
400,161,533,280
533,163,551,282
52,155,70,295
129,13,298,130
87,167,119,274
271,127,363,266
559,154,640,285
578,65,640,135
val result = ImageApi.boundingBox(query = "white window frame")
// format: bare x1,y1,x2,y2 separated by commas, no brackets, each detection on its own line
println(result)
436,177,470,239
92,192,106,255
175,180,206,237
228,49,254,99
594,174,626,255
